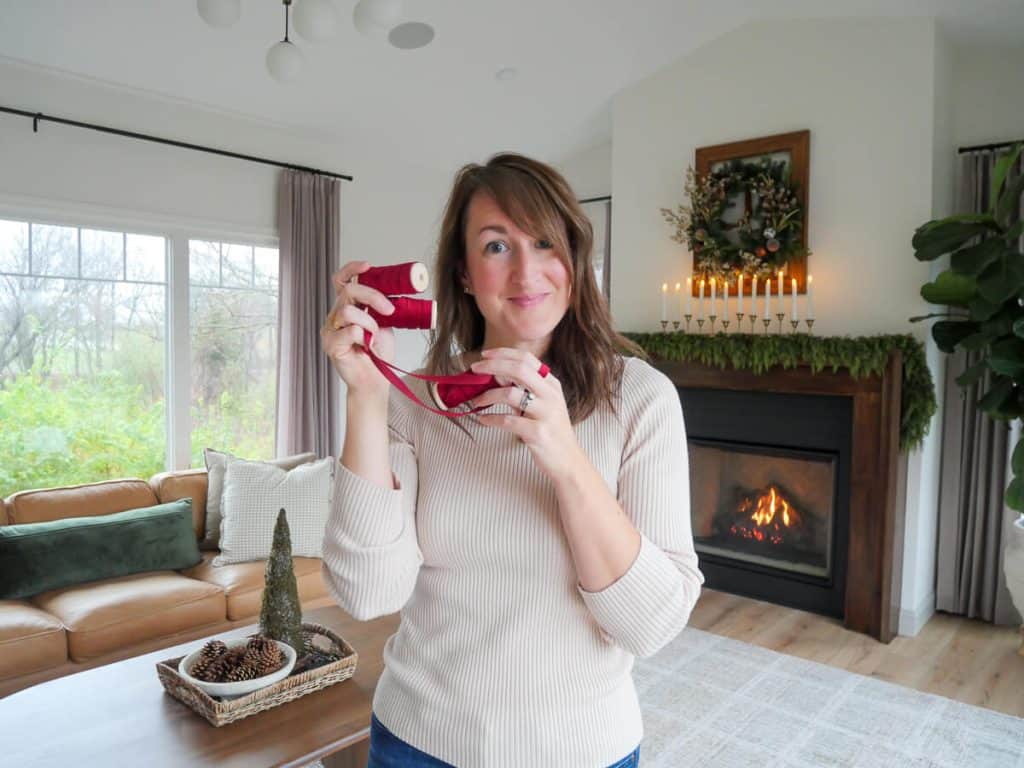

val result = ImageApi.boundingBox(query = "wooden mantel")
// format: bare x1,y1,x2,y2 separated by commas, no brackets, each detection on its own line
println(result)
655,350,903,643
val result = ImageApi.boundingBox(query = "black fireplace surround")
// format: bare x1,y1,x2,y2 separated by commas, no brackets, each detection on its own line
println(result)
680,387,853,618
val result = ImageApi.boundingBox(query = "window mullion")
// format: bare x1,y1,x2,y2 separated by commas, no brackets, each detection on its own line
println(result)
167,232,192,470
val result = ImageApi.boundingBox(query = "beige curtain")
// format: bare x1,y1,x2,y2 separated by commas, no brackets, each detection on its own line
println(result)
275,170,341,459
935,149,1022,625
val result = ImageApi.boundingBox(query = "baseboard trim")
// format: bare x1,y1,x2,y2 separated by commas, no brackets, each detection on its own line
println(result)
897,590,936,636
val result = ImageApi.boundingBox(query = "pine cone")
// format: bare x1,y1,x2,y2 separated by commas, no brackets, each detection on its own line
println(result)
225,662,258,682
201,640,228,660
205,646,247,683
189,654,218,681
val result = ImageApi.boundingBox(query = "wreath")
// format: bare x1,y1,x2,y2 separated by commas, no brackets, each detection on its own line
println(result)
661,158,809,282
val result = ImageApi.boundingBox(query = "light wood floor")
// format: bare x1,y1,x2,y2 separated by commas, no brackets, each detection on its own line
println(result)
690,588,1024,718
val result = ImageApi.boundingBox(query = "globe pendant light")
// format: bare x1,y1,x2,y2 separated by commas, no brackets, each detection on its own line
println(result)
353,0,402,39
266,0,304,83
293,0,338,42
197,0,240,28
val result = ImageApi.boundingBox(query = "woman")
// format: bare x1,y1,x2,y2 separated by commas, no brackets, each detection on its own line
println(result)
320,153,703,768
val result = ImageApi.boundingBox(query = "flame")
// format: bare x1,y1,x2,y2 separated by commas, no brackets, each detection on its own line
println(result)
729,485,802,545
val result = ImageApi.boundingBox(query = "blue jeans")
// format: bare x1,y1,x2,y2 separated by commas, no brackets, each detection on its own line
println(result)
366,712,641,767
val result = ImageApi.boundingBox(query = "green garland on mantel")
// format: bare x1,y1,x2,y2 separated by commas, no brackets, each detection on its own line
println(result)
624,332,937,452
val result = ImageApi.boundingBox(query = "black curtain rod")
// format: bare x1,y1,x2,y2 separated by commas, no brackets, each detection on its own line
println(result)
579,195,611,204
0,104,354,182
958,139,1024,155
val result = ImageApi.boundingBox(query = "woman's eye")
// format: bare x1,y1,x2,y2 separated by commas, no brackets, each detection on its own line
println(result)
536,239,553,249
485,241,509,254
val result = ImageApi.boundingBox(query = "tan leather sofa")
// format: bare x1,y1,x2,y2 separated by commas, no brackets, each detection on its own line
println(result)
0,469,334,698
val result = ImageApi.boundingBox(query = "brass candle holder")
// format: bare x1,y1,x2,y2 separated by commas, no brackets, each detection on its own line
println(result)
776,312,785,334
708,315,717,334
696,318,705,332
736,312,744,332
790,320,800,333
660,320,669,333
672,320,680,333
684,314,692,333
762,317,771,334
805,318,815,334
749,315,757,334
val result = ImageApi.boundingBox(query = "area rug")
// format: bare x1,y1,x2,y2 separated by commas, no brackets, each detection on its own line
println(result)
634,627,1024,768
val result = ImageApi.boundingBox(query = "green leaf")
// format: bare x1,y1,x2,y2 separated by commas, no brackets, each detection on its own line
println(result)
931,320,980,353
921,270,976,306
909,312,959,322
960,331,996,351
977,254,1024,305
988,338,1024,377
996,172,1024,227
1007,220,1024,242
989,145,1023,209
1013,317,1024,339
1013,437,1024,476
1007,476,1024,512
912,220,998,261
950,237,1004,276
955,359,989,387
978,376,1014,413
968,294,1002,322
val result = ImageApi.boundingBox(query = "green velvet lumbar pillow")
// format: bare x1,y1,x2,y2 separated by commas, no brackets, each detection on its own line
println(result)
0,499,202,600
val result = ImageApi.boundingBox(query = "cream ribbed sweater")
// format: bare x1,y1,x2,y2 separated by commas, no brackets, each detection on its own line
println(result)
321,356,704,767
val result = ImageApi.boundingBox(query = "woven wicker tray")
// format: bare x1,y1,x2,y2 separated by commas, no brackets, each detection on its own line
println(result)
156,622,358,726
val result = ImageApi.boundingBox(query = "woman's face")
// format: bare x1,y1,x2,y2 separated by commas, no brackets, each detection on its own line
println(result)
461,191,572,356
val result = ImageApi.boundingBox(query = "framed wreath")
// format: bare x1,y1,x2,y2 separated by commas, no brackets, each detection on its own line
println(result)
661,130,811,294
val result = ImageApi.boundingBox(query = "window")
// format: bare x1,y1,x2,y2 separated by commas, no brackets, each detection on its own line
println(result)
0,219,167,497
188,239,279,467
0,216,280,498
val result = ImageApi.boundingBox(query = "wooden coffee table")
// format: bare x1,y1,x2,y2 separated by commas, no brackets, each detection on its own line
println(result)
0,605,400,767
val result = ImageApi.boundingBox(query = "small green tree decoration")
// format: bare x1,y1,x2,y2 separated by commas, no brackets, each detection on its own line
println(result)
259,508,304,654
912,143,1024,511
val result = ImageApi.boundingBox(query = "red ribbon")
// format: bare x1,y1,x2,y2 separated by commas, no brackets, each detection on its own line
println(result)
366,297,435,330
361,329,549,419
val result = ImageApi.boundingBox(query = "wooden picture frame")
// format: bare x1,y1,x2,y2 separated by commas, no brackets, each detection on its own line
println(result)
694,130,810,296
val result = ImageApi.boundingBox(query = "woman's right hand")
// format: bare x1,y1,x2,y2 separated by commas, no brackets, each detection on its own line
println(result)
320,260,396,400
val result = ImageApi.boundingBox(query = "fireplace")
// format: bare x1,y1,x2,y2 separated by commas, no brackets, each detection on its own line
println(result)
655,354,902,642
690,441,836,579
681,387,851,618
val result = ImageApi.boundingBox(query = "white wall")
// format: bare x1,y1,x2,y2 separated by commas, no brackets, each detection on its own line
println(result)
557,141,612,201
952,45,1024,148
898,25,955,636
610,18,947,635
0,59,450,463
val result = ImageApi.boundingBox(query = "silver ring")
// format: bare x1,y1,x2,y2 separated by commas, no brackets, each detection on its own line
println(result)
518,389,534,416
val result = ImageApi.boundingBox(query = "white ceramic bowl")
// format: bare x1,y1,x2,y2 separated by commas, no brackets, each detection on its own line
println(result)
178,638,297,698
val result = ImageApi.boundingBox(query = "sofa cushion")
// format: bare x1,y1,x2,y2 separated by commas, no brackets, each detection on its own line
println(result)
31,572,225,661
5,479,158,525
216,456,333,566
0,600,67,680
182,552,328,620
201,449,317,551
149,468,208,540
0,500,202,600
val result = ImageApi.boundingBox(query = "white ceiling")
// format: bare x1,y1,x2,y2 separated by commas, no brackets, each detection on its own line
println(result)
1,1,1022,171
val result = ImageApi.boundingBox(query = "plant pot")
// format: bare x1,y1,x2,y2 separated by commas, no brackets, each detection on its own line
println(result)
1005,516,1024,656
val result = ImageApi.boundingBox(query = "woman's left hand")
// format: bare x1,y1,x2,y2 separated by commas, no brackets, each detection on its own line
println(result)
469,348,584,483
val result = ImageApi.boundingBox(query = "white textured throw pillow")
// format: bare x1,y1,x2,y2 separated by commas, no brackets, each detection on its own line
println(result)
201,448,316,550
213,455,334,566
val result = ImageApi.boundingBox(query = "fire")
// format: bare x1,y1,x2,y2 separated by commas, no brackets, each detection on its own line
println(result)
729,485,802,545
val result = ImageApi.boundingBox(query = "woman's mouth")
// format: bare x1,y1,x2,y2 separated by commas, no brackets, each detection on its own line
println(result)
508,293,548,308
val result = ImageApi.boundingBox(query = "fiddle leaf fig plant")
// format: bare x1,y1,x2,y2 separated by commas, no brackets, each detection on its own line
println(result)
912,144,1024,511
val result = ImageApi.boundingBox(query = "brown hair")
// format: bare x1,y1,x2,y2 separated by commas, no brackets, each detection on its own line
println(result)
425,152,646,424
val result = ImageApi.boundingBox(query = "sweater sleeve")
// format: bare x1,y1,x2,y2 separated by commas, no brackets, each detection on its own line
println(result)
577,358,704,658
321,384,423,621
